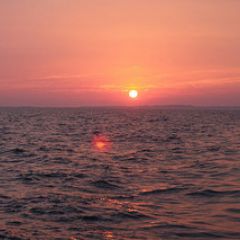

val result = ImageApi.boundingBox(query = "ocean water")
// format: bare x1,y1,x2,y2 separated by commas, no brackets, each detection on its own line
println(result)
0,107,239,240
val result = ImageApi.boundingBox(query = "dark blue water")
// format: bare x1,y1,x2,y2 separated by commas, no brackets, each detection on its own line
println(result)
0,107,239,240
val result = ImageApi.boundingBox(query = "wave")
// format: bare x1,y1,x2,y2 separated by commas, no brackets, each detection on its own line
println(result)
188,189,240,197
91,180,121,189
140,187,184,196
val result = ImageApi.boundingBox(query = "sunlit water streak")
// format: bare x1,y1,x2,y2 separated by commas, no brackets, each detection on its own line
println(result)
0,107,239,240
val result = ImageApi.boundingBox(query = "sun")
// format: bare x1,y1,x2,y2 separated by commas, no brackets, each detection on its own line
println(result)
129,89,138,99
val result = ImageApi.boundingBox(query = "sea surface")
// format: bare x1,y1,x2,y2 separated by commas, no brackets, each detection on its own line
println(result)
0,107,239,240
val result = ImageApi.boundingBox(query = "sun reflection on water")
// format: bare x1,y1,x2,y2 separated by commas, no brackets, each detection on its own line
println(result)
92,134,112,152
103,231,114,239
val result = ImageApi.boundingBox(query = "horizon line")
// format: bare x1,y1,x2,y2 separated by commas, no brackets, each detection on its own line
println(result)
0,105,239,109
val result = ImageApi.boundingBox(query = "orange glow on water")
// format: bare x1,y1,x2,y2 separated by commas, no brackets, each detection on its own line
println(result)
96,141,106,150
92,134,111,152
103,231,114,240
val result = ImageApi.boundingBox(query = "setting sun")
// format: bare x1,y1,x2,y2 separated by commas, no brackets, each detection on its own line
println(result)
129,90,138,99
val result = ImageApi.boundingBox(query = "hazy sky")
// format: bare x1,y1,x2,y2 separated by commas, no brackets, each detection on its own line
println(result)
0,0,240,106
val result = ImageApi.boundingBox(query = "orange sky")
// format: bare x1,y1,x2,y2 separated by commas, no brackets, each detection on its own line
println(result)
0,0,240,106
